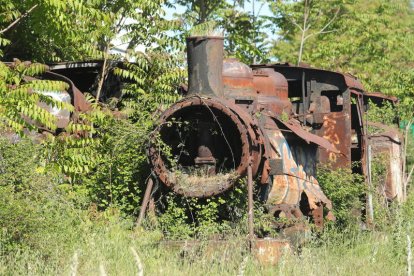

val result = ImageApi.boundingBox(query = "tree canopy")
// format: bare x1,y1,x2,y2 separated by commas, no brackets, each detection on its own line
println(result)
269,0,414,105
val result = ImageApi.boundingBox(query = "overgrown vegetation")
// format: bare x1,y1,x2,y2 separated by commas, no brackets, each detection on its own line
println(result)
1,0,414,274
317,165,365,227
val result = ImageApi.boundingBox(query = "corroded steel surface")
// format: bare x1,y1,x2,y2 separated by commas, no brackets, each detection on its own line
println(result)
364,92,399,103
148,35,404,234
148,95,264,197
252,239,291,266
187,36,224,97
263,123,334,223
223,58,254,97
368,123,403,201
253,68,288,99
276,118,340,154
43,71,91,113
317,112,352,168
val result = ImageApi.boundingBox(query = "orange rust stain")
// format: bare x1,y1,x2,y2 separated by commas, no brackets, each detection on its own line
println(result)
322,115,340,145
266,129,329,208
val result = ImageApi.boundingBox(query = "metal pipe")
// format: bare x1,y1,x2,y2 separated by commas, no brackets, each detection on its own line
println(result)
136,177,154,227
367,144,374,224
247,158,254,240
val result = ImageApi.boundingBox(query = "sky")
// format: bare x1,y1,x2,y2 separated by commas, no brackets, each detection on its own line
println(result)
164,1,273,27
111,1,274,57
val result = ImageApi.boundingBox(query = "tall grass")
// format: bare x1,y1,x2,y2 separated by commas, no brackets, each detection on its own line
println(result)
1,208,412,276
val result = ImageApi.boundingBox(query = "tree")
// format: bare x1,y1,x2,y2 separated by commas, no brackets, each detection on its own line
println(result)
269,0,414,104
173,0,228,24
219,0,270,63
268,0,344,64
171,0,271,64
0,0,104,62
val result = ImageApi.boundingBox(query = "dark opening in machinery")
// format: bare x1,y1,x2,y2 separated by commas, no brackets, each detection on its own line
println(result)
159,105,243,175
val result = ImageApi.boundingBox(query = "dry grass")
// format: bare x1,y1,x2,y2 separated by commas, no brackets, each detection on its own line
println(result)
171,170,239,196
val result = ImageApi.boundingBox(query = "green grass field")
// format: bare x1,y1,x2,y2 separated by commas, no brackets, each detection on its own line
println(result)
1,213,412,276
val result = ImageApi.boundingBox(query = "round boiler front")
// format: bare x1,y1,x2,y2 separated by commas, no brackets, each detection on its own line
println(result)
149,96,262,197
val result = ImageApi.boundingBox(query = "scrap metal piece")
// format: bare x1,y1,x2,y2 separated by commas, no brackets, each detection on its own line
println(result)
148,96,264,197
264,125,333,223
248,159,254,240
275,118,341,154
251,239,291,266
368,124,403,201
136,178,154,227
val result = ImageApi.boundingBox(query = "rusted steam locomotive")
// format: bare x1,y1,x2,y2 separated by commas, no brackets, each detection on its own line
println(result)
7,36,401,230
146,36,403,229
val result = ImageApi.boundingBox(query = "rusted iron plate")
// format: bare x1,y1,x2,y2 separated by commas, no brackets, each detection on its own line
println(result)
252,68,288,99
317,112,352,168
263,123,334,223
223,58,255,97
275,118,340,154
364,92,398,104
368,125,403,202
343,73,364,91
43,71,91,113
251,238,291,266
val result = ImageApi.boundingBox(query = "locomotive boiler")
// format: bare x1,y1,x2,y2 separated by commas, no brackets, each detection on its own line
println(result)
145,36,403,229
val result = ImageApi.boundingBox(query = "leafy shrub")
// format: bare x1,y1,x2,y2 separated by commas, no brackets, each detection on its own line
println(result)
0,136,40,189
366,99,397,127
317,164,365,227
0,137,82,257
0,61,74,134
82,118,149,214
158,180,249,239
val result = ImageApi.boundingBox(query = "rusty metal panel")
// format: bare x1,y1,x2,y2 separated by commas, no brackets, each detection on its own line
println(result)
317,112,352,168
369,130,403,202
252,68,291,115
252,68,288,99
44,71,91,113
364,92,399,104
275,118,340,154
222,58,255,97
264,126,333,220
252,239,291,266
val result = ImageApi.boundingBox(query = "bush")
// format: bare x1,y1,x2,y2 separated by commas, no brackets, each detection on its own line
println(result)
0,137,83,258
157,180,249,239
317,164,365,227
82,118,148,215
0,136,41,190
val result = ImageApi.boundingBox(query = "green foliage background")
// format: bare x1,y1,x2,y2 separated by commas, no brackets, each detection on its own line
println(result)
0,0,414,274
269,0,414,107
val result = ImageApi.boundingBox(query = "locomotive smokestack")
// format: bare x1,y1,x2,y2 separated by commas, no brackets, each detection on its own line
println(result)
186,36,224,97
